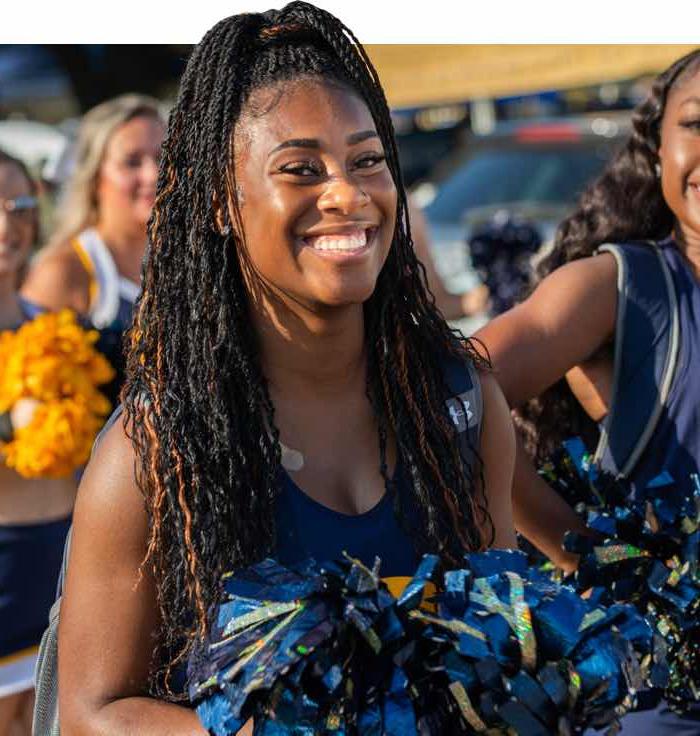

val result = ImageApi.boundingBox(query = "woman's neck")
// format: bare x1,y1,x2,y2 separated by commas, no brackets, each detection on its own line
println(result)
253,293,366,398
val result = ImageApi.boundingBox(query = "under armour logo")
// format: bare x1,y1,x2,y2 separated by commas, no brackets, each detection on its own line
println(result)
445,394,474,433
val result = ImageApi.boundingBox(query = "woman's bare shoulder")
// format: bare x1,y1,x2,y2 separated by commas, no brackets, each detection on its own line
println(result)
22,240,91,313
72,411,147,555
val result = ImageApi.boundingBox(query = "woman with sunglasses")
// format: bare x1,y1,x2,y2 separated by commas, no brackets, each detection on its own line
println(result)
0,149,73,736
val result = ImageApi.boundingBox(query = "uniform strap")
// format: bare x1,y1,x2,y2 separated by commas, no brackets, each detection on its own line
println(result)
592,242,680,479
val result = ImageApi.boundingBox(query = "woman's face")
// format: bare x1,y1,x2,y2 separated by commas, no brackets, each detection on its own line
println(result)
658,65,700,246
232,78,398,312
95,114,165,232
0,162,35,280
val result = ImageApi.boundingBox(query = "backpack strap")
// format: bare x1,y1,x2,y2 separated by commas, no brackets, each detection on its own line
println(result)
442,354,483,470
592,242,680,479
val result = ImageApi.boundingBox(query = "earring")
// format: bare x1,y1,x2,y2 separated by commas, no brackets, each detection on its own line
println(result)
655,162,662,179
220,224,231,236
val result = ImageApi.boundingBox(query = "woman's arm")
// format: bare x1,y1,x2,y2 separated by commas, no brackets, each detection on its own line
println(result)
410,202,489,320
475,253,617,407
475,254,618,567
478,372,518,549
58,417,207,735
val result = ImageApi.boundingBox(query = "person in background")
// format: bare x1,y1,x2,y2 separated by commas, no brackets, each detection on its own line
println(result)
476,47,700,734
22,94,166,400
0,149,73,736
409,200,490,321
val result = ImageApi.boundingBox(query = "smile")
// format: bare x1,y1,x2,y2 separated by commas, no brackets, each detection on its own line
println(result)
302,227,377,254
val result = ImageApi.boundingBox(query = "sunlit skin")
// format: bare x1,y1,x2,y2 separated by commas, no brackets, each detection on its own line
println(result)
57,78,517,735
476,66,700,573
659,67,700,266
0,164,34,292
21,114,165,313
95,115,164,282
0,161,74,736
234,78,397,315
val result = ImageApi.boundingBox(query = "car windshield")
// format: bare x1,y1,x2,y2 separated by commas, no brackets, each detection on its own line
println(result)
425,144,614,224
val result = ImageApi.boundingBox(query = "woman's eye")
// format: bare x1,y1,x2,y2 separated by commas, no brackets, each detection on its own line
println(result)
680,119,700,131
123,156,143,168
279,162,322,177
354,154,386,170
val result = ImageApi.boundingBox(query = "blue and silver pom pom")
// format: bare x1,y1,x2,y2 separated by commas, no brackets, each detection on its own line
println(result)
189,549,651,735
540,437,700,712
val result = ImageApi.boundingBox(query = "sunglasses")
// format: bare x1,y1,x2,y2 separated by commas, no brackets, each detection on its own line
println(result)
0,195,38,222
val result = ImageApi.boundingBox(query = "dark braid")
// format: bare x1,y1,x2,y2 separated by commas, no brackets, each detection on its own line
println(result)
515,48,700,462
122,1,491,697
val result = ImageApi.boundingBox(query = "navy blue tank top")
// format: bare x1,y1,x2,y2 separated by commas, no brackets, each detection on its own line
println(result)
274,460,420,578
628,239,700,493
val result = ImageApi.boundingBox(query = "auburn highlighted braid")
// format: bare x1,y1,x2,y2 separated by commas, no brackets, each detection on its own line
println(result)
516,48,700,463
122,1,491,696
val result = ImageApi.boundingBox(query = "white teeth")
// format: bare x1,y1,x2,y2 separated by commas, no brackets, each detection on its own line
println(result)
307,229,368,252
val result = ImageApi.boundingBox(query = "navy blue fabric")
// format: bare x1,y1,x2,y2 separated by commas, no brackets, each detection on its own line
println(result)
274,353,479,578
275,460,421,578
18,296,45,321
0,516,71,659
598,239,700,733
624,240,700,494
597,241,677,478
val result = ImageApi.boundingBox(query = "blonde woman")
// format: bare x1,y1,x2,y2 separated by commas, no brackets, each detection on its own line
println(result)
22,93,166,332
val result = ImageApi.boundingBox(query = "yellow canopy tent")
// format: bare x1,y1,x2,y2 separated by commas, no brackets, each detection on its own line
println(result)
364,45,698,108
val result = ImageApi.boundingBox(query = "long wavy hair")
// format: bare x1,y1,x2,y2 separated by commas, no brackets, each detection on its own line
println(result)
516,48,700,462
50,93,164,247
121,1,492,694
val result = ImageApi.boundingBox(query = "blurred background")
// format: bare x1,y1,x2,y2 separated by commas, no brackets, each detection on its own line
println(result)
1,43,696,332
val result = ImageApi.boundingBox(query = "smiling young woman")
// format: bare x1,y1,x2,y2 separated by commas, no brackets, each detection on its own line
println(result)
476,48,700,733
22,95,165,330
56,5,518,734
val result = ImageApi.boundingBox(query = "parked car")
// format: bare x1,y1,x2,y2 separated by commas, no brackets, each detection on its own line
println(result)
421,114,630,331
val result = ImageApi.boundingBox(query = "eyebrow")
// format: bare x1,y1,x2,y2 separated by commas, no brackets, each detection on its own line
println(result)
680,95,700,108
269,130,378,155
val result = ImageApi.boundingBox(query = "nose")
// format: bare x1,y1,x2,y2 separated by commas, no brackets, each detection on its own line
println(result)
317,174,370,215
141,156,160,186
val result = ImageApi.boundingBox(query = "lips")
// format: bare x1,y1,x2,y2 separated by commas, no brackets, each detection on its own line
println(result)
301,226,378,253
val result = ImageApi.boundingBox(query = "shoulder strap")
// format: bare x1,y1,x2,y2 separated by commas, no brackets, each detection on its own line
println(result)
118,275,140,305
442,354,483,470
70,236,99,312
592,242,680,479
73,229,122,328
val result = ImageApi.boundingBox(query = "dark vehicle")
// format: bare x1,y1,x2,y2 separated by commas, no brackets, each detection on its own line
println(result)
421,115,630,328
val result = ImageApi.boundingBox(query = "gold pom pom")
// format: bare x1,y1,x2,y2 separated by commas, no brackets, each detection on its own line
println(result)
0,310,116,478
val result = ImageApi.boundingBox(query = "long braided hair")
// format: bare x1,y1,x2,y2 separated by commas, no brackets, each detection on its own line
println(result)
122,2,492,694
516,48,700,462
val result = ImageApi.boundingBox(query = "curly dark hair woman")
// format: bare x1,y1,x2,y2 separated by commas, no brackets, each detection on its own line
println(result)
57,4,517,733
518,48,700,464
477,48,700,734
